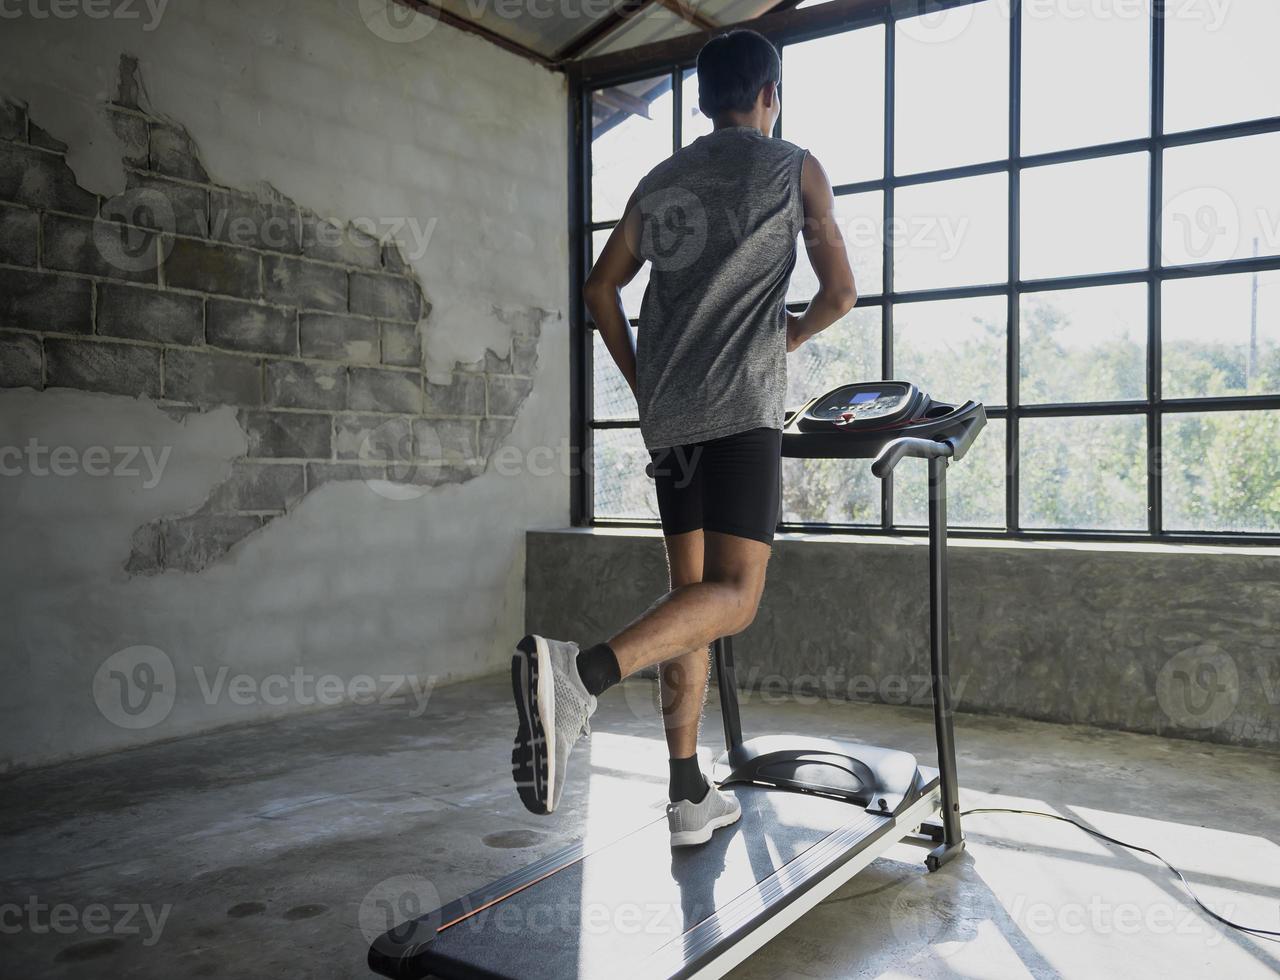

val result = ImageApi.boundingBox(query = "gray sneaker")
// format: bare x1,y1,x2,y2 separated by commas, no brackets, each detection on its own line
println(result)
667,783,742,847
511,634,597,815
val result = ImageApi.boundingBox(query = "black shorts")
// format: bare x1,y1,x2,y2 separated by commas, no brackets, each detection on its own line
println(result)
648,427,782,545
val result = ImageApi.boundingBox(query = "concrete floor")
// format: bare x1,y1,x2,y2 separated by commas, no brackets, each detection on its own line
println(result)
1,675,1278,979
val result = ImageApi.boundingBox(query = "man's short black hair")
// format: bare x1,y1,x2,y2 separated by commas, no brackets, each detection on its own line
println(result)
696,29,781,119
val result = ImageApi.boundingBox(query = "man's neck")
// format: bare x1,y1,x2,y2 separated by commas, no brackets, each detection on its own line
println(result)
712,115,769,137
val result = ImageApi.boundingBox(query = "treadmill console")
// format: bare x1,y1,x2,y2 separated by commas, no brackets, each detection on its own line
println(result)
798,381,923,431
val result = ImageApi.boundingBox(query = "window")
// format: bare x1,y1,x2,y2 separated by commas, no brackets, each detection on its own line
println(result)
577,0,1280,541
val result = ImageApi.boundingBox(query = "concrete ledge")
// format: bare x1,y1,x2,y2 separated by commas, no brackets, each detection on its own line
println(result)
526,528,1280,749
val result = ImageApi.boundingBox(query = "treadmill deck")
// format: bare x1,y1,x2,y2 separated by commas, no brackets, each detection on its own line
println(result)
372,776,941,980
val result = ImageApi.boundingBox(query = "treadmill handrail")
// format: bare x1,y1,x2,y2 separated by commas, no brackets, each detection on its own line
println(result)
870,405,986,478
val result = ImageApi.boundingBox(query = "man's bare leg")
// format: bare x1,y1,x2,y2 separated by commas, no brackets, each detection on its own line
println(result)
611,530,771,683
657,530,709,762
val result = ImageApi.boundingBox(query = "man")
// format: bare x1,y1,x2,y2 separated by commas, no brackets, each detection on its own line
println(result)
512,29,857,846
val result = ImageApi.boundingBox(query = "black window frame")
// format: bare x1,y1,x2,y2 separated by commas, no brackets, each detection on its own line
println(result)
569,0,1280,545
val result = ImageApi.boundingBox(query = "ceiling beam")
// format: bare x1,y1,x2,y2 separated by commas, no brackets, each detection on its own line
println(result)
554,0,657,63
654,0,718,30
392,0,557,69
568,0,889,80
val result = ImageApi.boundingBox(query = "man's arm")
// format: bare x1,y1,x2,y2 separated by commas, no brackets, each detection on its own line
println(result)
583,200,645,394
787,153,858,353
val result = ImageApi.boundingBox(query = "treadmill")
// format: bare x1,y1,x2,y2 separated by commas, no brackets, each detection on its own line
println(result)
369,381,987,980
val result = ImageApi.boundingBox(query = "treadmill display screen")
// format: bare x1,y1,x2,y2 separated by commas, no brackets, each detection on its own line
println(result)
810,383,912,422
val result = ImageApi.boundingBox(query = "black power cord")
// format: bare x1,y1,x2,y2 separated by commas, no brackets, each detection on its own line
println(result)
960,807,1280,943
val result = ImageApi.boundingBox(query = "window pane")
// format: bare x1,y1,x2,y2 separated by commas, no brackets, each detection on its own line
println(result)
1161,132,1280,267
1165,3,1280,134
893,173,1007,291
1163,271,1280,398
592,427,658,520
1020,1,1149,154
592,228,649,314
782,25,885,184
1020,284,1147,404
781,457,880,524
1020,415,1147,530
895,1,1008,174
591,77,674,223
1021,153,1148,280
1163,411,1280,533
896,418,1006,528
680,68,713,147
789,191,884,303
894,295,1006,407
593,332,637,421
786,306,881,409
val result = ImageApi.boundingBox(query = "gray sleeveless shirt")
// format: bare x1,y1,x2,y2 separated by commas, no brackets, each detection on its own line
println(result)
631,126,808,449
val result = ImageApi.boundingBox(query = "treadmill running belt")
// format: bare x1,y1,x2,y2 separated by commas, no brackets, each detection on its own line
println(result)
387,786,890,980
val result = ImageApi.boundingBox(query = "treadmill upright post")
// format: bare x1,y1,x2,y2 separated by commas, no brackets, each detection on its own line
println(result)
926,455,965,871
714,636,745,752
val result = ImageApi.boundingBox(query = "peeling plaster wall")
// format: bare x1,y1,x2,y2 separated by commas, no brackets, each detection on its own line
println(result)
0,1,569,770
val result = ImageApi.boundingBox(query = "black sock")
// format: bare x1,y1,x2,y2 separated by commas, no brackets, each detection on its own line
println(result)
575,643,621,697
668,755,708,804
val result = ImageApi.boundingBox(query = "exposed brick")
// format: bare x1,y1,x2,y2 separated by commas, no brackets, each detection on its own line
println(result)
349,272,422,322
108,108,149,168
42,212,159,283
348,366,421,414
28,122,67,153
512,334,538,376
116,56,144,111
424,371,485,417
381,321,421,367
206,461,305,512
0,332,42,389
96,283,204,346
0,203,37,266
161,514,261,573
301,211,382,269
0,269,92,333
487,375,533,417
413,418,479,464
45,338,160,398
334,413,413,465
381,241,410,275
164,348,261,407
480,417,516,458
121,172,208,237
0,100,25,142
124,522,163,575
240,410,332,459
305,461,369,489
266,360,346,410
207,298,296,356
263,254,346,313
164,237,260,298
299,312,379,364
0,142,98,215
210,188,301,254
148,121,209,182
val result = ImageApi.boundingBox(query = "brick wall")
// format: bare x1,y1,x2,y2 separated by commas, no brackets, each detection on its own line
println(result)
0,58,539,575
